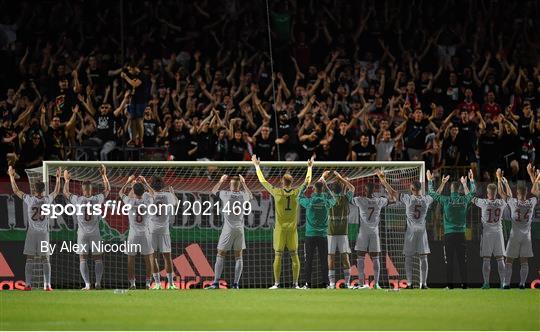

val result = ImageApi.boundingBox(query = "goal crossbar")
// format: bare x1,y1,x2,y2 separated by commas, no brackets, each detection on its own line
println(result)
42,160,425,191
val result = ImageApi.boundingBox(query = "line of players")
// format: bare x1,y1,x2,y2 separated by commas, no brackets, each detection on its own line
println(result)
212,156,539,289
8,165,181,291
8,159,540,290
475,167,539,289
234,155,436,289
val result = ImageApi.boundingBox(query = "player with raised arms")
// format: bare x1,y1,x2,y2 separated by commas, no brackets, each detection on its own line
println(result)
252,154,313,289
498,165,540,289
298,171,336,289
327,171,355,289
119,175,155,290
470,174,507,289
63,165,110,290
380,170,433,289
427,170,475,289
149,176,179,290
206,174,253,289
352,175,389,290
9,166,61,291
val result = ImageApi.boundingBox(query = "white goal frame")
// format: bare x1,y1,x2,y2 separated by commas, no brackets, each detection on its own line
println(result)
42,160,425,192
36,160,425,289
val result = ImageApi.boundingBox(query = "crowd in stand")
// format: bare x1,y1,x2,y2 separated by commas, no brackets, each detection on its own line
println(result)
0,0,539,181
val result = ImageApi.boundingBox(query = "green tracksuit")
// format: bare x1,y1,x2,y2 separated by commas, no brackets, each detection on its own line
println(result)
298,189,337,237
428,180,476,234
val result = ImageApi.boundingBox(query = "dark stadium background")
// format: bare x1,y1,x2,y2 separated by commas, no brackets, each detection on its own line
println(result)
0,0,539,289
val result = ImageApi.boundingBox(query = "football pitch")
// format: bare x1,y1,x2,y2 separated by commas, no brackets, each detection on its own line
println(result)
1,289,539,330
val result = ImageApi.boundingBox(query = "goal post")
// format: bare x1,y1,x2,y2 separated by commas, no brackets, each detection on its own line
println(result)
27,160,425,290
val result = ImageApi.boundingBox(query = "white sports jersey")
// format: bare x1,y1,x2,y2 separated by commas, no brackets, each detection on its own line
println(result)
24,194,54,233
70,194,105,235
219,190,251,229
353,196,388,232
122,192,153,236
149,192,177,234
400,193,434,231
473,198,507,233
507,197,537,235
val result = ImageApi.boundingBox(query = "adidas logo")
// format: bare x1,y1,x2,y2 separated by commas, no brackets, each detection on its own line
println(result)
0,251,26,290
0,252,15,278
156,243,227,289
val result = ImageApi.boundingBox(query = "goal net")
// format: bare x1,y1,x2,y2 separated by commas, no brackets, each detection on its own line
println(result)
25,161,424,290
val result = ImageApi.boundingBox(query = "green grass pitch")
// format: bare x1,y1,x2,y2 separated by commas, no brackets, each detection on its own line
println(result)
1,289,539,330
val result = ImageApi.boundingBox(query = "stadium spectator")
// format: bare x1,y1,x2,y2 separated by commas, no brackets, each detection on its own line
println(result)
0,0,538,181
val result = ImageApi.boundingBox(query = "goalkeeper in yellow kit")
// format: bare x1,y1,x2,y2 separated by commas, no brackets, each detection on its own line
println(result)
252,155,313,289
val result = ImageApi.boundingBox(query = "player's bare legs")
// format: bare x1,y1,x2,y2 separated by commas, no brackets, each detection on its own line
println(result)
341,253,351,288
341,254,351,268
93,254,104,289
233,250,243,289
79,254,91,290
328,253,352,289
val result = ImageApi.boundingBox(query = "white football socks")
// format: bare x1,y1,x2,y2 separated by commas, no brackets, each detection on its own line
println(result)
357,255,365,285
496,258,505,286
25,259,33,287
344,268,351,286
504,262,513,286
95,260,103,286
372,256,380,285
328,270,336,286
420,255,428,286
80,260,90,287
405,256,413,286
234,258,243,284
213,255,224,284
482,258,491,285
520,262,529,286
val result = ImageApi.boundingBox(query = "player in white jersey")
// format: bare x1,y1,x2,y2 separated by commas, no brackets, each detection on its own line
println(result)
471,179,507,289
206,174,253,289
63,165,110,290
379,170,433,289
149,176,179,290
352,179,389,290
119,175,155,290
8,166,61,291
498,165,540,289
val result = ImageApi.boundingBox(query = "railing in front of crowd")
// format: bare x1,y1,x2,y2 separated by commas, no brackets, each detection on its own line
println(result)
69,145,168,161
